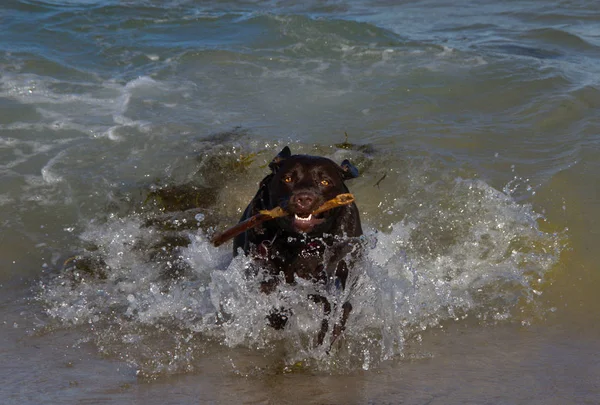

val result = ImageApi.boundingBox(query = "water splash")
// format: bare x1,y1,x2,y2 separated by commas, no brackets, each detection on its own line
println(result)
35,146,563,377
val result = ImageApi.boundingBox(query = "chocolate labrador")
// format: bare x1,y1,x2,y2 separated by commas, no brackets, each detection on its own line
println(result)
233,146,362,346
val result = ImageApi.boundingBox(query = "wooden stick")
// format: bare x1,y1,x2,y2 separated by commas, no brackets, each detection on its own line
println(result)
211,193,355,247
312,193,354,215
211,207,285,247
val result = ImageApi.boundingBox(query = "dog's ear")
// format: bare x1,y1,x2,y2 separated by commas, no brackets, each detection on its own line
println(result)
269,146,291,172
339,159,359,180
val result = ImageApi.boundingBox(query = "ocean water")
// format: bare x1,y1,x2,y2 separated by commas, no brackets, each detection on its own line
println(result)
1,0,599,404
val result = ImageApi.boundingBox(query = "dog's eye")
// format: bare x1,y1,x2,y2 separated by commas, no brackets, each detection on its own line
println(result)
284,176,293,183
320,179,330,186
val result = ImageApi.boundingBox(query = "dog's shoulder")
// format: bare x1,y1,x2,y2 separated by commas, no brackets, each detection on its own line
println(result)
232,172,274,255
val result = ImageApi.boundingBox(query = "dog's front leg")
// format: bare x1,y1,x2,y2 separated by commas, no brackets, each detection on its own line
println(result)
252,258,290,329
306,294,331,345
327,260,353,348
309,295,351,349
330,301,352,346
262,275,291,330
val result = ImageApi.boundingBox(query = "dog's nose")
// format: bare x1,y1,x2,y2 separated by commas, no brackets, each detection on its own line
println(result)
292,192,315,211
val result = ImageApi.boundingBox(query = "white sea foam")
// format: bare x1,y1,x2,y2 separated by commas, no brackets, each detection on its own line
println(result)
0,72,168,143
41,149,68,184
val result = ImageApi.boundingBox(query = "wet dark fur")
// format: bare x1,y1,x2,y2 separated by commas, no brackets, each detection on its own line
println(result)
233,147,362,346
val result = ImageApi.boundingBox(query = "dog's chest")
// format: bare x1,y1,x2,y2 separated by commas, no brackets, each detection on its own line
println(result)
255,236,333,282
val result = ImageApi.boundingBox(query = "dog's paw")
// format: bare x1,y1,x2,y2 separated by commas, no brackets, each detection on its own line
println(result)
266,307,292,330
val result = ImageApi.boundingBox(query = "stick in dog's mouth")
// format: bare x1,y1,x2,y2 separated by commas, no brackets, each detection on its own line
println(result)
211,193,355,247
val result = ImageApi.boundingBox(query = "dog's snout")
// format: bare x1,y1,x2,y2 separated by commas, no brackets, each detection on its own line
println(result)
291,192,316,211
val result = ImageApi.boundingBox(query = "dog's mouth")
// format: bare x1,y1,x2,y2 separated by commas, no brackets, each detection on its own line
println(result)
291,213,325,233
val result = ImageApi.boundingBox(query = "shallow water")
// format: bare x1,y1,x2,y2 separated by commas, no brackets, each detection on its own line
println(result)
2,0,600,404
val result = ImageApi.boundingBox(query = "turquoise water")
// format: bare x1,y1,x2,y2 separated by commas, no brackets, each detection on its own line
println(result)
1,1,599,403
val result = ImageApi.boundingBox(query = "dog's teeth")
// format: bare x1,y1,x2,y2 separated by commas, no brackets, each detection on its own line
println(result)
295,214,312,222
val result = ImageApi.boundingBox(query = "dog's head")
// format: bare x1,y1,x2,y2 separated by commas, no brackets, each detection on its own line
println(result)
264,146,359,234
